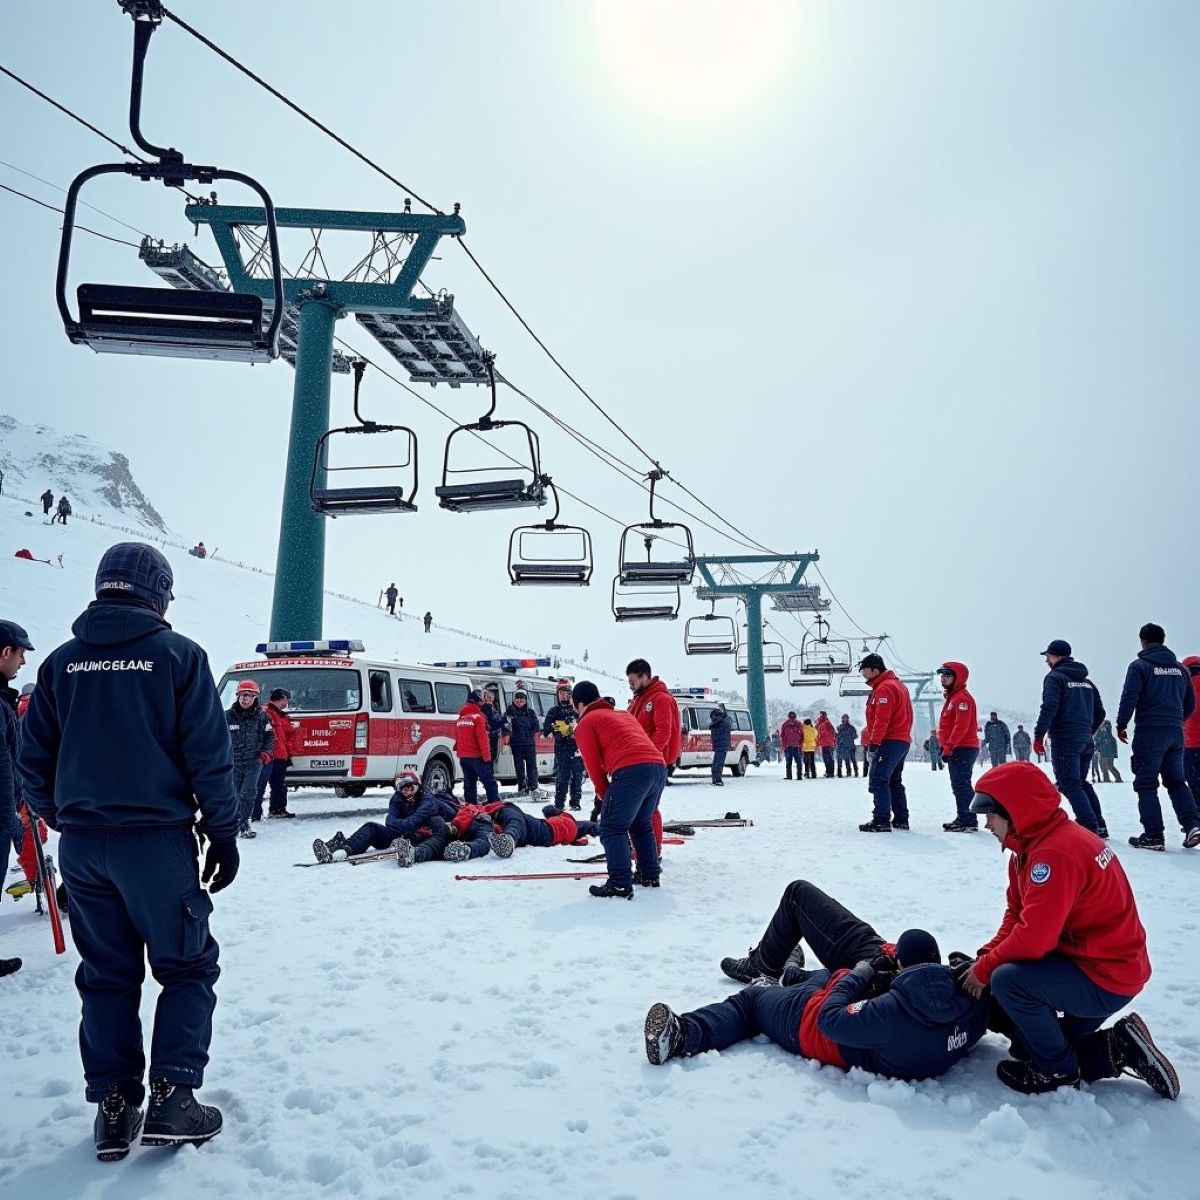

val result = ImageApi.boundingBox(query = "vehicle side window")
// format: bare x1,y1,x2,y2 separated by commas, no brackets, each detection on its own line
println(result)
399,679,435,714
369,671,393,713
734,710,752,731
680,706,696,731
435,682,469,714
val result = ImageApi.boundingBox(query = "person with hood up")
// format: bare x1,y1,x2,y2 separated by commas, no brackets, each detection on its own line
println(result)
960,763,1179,1099
835,714,858,776
18,543,236,1157
543,679,584,810
503,689,542,797
1184,656,1200,806
983,711,1012,767
816,711,837,778
937,661,980,832
780,711,804,780
1012,725,1032,762
1093,720,1121,783
645,879,989,1081
226,681,274,839
454,691,500,805
858,655,914,832
708,704,732,786
1115,623,1200,851
1032,640,1106,835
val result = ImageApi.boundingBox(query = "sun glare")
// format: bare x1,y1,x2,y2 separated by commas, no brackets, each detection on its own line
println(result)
593,0,796,121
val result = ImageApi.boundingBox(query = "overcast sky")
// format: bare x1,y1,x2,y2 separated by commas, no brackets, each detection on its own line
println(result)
2,0,1197,715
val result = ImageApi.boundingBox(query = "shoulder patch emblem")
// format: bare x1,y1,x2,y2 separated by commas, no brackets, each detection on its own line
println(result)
1030,862,1052,885
848,1000,867,1014
644,702,653,712
958,702,969,710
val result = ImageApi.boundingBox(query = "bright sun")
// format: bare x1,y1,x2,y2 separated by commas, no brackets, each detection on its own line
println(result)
593,0,797,121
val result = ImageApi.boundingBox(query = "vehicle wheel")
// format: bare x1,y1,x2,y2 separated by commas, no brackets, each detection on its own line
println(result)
730,751,749,778
422,757,454,795
334,782,367,799
333,784,351,799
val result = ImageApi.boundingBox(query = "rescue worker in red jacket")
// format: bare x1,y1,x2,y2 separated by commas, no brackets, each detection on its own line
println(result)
780,712,804,780
937,661,980,832
960,763,1178,1098
815,712,837,778
454,691,500,805
626,659,680,851
1184,656,1200,809
574,680,667,899
254,687,295,820
858,655,913,832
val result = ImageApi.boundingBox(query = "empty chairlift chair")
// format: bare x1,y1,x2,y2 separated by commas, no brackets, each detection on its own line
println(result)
788,655,832,688
436,356,547,513
310,360,418,516
799,620,853,676
839,675,872,698
617,469,695,586
507,480,593,586
735,641,786,674
684,607,738,655
55,7,284,363
611,577,681,623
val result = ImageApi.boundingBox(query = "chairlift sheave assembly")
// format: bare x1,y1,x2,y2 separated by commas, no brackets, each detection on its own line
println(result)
617,469,695,586
55,2,284,363
611,576,681,623
684,603,738,655
310,360,418,517
507,480,593,586
436,355,547,513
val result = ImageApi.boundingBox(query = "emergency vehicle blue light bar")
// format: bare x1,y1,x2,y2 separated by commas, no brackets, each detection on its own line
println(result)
671,687,713,696
256,639,365,655
428,657,552,670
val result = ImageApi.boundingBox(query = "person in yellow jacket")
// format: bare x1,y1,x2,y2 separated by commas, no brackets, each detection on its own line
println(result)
801,718,819,779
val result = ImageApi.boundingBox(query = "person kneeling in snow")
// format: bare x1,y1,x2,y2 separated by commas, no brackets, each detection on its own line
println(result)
644,879,989,1081
487,802,599,859
313,770,456,863
958,763,1179,1098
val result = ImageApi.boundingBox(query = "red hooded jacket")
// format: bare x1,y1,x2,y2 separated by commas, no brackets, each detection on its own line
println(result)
627,678,681,767
973,763,1150,996
451,800,504,836
780,717,804,750
864,670,913,745
454,702,492,762
575,700,666,801
264,702,292,761
816,716,836,749
1183,657,1200,750
937,662,979,753
545,810,582,846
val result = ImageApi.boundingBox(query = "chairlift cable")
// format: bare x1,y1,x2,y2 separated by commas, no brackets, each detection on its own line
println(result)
0,183,142,248
0,157,151,238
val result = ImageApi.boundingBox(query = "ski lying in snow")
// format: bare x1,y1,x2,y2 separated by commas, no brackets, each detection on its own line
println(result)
566,853,606,864
663,818,754,830
293,848,398,868
31,828,66,954
455,871,609,882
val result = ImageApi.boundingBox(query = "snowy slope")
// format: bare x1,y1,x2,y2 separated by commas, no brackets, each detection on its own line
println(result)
2,496,1199,1200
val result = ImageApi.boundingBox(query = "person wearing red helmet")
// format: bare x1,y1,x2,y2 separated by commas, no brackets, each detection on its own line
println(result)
228,681,273,839
959,763,1178,1099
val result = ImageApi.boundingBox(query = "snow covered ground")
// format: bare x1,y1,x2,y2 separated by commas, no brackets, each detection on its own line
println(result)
2,496,1199,1200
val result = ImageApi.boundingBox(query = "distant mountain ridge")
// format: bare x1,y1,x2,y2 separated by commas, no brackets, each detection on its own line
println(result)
0,413,169,534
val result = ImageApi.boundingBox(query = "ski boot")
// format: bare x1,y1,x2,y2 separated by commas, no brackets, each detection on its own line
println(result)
996,1059,1080,1095
94,1086,144,1162
488,832,516,859
312,831,348,863
720,945,776,985
644,1003,684,1065
392,838,416,868
1128,833,1165,852
141,1079,222,1147
443,841,473,863
588,880,634,900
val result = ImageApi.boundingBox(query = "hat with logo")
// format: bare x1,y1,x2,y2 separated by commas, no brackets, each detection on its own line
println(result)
95,542,174,617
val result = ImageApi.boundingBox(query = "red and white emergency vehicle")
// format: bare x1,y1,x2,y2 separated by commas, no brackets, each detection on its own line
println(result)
670,687,756,776
216,640,567,797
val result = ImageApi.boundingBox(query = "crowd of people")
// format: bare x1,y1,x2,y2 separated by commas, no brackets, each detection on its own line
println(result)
1,538,1194,1162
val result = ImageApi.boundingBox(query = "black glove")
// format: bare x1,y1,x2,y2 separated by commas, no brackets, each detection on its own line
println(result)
850,960,876,983
869,952,896,974
201,838,240,894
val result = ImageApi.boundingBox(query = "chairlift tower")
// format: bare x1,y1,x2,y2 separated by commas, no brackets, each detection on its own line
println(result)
693,553,818,754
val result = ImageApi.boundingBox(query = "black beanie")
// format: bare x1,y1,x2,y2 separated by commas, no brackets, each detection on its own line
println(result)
572,680,601,706
895,928,940,967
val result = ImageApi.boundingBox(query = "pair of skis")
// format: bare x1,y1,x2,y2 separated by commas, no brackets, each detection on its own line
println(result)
28,817,66,954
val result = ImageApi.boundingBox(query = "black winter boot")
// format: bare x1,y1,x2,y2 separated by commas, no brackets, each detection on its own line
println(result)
1108,1013,1180,1099
858,820,892,833
644,1002,685,1064
996,1059,1080,1095
94,1086,144,1162
393,837,416,868
720,945,776,984
141,1080,222,1147
779,943,808,986
588,880,634,899
633,870,661,888
1128,833,1165,851
313,831,348,863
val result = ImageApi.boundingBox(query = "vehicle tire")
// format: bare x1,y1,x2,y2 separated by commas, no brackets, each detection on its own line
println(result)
730,751,749,778
333,783,351,799
422,756,454,795
334,782,368,799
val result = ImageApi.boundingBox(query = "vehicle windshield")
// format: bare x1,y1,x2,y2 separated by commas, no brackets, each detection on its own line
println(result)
217,668,362,713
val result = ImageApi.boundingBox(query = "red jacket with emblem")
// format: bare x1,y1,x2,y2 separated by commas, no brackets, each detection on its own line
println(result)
816,716,836,749
863,670,913,745
937,662,979,753
627,678,681,767
264,702,291,761
1183,657,1200,750
451,800,504,836
973,763,1150,996
545,810,581,845
780,717,804,750
454,702,492,762
575,700,667,800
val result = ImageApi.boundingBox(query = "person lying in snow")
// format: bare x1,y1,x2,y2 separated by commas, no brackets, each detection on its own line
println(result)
486,802,599,858
644,879,990,1081
312,770,456,862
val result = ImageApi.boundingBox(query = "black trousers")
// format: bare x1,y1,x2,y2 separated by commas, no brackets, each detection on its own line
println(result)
755,879,884,975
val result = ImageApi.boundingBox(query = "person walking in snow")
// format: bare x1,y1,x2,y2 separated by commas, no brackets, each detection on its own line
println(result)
227,681,274,838
644,880,989,1081
544,679,585,811
384,583,398,615
52,495,72,525
423,611,432,633
835,714,858,777
504,689,542,796
816,711,837,778
1012,724,1032,762
1116,623,1200,852
960,764,1179,1099
780,711,804,780
925,730,944,770
18,543,236,1157
40,488,54,516
937,661,980,833
983,712,1011,767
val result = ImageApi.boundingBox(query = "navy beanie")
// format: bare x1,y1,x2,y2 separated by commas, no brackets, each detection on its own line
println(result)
95,542,175,617
895,928,940,967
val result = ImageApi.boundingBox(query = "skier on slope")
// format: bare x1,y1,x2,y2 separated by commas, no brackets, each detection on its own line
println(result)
40,488,54,516
18,543,237,1158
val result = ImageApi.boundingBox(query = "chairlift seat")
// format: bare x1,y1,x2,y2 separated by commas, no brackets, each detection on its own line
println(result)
75,283,272,362
619,560,695,586
614,604,679,622
311,487,417,517
436,479,545,514
511,562,591,586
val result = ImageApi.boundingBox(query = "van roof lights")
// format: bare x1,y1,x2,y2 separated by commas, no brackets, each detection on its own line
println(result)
670,687,714,697
427,657,552,670
255,639,364,655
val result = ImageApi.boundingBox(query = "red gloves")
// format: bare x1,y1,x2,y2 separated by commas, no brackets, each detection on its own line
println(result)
1033,737,1045,757
260,752,272,765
